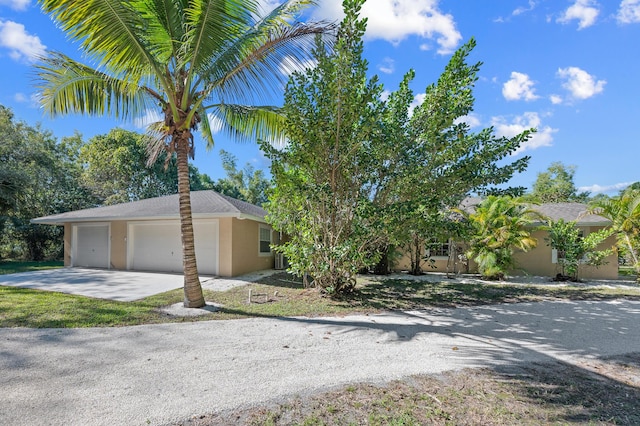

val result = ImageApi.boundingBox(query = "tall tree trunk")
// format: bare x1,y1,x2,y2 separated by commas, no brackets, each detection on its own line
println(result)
176,139,205,308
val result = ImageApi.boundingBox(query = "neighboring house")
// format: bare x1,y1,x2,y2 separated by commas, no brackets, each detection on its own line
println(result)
31,190,277,277
395,201,618,280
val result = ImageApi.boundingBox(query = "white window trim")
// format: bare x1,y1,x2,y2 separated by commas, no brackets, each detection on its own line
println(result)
425,240,450,259
258,224,272,257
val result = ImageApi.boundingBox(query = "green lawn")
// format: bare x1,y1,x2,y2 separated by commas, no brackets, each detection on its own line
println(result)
2,272,640,328
0,260,64,275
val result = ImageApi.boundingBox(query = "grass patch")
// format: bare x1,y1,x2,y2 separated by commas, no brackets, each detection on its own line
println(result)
0,286,188,328
619,266,638,278
1,272,640,328
176,353,640,425
0,260,63,275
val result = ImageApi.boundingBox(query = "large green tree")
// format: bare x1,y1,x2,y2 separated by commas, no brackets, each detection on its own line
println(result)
36,0,329,307
264,0,384,293
374,39,533,275
80,128,213,205
529,161,590,203
0,106,96,260
212,149,270,205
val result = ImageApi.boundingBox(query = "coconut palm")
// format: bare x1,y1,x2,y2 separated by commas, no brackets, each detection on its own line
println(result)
464,196,540,280
589,189,640,281
35,0,332,307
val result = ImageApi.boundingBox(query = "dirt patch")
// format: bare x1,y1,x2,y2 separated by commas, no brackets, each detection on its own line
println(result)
172,353,640,426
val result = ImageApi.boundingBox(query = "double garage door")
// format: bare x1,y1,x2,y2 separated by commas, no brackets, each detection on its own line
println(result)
72,220,219,275
127,220,219,275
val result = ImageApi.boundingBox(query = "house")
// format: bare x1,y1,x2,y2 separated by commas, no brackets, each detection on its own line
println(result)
395,201,618,280
31,190,277,277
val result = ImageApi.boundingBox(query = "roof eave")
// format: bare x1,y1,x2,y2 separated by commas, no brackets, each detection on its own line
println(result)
31,212,267,225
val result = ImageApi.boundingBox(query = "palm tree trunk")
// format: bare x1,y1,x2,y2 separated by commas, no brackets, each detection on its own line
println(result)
176,138,205,308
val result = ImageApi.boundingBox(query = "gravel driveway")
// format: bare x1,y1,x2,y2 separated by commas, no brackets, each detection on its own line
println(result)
2,300,640,425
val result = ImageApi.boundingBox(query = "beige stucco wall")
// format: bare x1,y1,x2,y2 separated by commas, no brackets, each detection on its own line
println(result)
62,217,274,277
512,226,618,279
63,223,71,267
394,244,473,274
109,221,127,270
230,218,274,276
218,217,233,277
393,225,618,280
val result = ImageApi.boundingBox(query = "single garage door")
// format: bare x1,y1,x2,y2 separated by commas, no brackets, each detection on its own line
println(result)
127,220,219,275
73,224,110,268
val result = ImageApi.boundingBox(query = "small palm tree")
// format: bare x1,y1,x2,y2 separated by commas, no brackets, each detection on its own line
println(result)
464,196,540,280
590,189,640,281
35,0,331,307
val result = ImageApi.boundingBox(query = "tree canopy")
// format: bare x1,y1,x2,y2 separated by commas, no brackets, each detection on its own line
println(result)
528,162,590,203
0,105,97,260
264,0,534,292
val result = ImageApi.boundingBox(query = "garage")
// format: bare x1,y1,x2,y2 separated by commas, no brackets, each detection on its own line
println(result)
32,190,274,277
73,223,110,268
127,219,219,275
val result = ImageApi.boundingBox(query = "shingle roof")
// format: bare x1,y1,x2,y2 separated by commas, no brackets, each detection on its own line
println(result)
532,202,609,225
459,198,610,226
31,190,267,225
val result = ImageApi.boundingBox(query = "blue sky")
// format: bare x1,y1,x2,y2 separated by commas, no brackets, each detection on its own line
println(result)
1,0,639,194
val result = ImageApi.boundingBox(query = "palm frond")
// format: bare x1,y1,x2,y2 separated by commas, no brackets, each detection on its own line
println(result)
144,121,169,166
207,103,286,144
34,52,152,119
255,0,318,34
198,105,216,150
196,6,334,105
138,0,187,63
39,0,161,78
184,0,258,72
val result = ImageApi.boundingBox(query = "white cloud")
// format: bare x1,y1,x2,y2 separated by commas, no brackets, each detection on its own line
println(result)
0,20,45,62
579,181,634,194
502,72,539,101
550,94,563,104
492,112,557,155
454,113,481,128
557,66,606,99
14,92,40,107
618,0,640,23
380,90,391,102
134,110,163,129
378,57,395,74
314,0,462,54
513,0,537,16
557,0,600,29
0,0,30,11
409,93,426,116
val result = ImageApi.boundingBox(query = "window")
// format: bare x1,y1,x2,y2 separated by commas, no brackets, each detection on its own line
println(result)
259,225,272,255
426,239,450,258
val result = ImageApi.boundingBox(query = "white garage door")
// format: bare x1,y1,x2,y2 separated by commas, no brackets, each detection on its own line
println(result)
127,220,219,275
73,224,110,268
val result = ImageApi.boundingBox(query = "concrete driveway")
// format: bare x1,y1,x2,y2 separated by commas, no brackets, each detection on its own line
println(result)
1,300,639,425
0,268,191,301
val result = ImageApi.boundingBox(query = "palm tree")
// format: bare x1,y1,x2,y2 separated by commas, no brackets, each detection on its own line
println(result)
590,189,640,281
464,196,540,280
35,0,331,307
